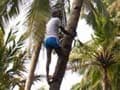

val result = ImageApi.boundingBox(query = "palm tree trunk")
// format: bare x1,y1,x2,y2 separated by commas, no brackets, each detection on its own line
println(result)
49,0,84,90
25,42,41,90
0,17,5,34
103,68,111,90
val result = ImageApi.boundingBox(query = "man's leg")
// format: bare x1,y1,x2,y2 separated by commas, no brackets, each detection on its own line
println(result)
46,48,52,84
52,47,64,82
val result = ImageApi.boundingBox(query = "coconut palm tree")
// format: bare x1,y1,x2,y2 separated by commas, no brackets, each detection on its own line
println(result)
0,0,32,89
70,0,120,90
0,0,21,33
25,0,84,89
49,0,84,89
24,0,49,89
25,0,71,89
0,26,27,90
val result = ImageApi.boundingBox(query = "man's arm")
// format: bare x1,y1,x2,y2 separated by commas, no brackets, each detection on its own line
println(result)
59,26,76,37
59,26,70,35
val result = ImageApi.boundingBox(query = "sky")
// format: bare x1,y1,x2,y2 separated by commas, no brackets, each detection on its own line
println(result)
77,19,94,43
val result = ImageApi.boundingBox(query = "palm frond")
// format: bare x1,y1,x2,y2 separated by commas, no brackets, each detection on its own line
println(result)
0,25,28,89
27,0,49,44
71,1,120,89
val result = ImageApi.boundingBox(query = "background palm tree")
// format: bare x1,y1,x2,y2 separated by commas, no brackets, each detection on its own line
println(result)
0,0,37,90
0,0,21,33
0,24,27,90
0,0,26,89
24,0,49,89
70,0,120,90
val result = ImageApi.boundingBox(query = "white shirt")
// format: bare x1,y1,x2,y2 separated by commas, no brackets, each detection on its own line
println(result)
45,17,61,39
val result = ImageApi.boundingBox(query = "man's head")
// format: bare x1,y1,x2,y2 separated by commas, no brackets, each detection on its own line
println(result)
51,9,62,19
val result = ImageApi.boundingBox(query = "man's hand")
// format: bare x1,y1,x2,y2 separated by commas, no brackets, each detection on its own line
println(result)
70,31,76,38
59,26,77,38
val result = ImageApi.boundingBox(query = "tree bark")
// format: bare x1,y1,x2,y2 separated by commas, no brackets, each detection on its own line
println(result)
25,42,41,90
103,68,111,90
49,0,84,90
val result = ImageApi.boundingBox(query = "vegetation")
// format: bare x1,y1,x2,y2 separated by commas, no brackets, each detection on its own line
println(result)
70,0,120,90
0,25,27,90
0,0,120,90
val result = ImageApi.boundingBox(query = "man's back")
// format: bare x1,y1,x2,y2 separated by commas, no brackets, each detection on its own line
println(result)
45,17,61,39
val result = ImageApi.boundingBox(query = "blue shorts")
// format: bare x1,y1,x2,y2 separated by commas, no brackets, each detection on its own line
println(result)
44,37,60,49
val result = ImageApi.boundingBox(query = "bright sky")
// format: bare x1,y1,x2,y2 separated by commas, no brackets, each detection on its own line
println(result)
77,19,94,43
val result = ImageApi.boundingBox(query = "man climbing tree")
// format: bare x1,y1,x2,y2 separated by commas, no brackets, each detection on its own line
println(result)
44,9,75,85
49,0,84,89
